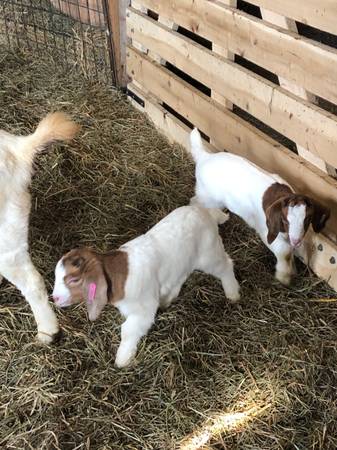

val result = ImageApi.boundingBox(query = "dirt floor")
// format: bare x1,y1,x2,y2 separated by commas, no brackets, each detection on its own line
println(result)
1,47,337,450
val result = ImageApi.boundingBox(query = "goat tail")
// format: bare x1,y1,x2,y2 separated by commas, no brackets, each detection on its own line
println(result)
23,112,80,159
208,208,230,225
189,128,210,164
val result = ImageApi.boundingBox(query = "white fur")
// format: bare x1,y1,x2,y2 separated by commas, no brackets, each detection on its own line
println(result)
287,204,306,248
116,206,239,367
0,113,78,343
52,261,69,307
190,128,298,286
53,206,239,368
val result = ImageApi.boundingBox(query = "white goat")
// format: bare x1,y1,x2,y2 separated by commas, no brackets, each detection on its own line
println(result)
52,205,240,367
190,128,330,285
0,112,80,343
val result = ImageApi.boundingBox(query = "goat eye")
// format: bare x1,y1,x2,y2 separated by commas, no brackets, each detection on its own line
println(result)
72,258,83,268
67,277,80,285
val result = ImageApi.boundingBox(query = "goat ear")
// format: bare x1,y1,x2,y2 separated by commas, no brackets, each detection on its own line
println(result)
266,200,283,244
311,200,330,233
82,263,108,321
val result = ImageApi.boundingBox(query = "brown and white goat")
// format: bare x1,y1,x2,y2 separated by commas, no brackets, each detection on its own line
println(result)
190,128,330,285
0,112,80,343
52,205,240,367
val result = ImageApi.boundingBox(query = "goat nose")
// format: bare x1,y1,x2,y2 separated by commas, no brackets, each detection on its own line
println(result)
53,295,60,303
291,239,301,248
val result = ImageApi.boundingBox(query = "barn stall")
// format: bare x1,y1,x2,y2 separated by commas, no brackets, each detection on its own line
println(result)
1,1,337,449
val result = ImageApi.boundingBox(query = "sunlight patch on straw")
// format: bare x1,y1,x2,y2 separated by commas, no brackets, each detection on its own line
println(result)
180,403,272,450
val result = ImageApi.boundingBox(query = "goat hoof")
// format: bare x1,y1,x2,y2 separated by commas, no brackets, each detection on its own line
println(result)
227,293,240,303
276,273,291,286
228,295,240,304
115,359,133,369
225,284,241,303
36,328,62,345
115,352,136,369
51,329,63,343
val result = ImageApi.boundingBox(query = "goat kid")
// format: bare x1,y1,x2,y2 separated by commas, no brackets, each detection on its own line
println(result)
0,112,80,343
190,128,330,285
52,205,240,367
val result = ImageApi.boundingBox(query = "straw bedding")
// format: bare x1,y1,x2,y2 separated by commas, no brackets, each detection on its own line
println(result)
1,48,337,450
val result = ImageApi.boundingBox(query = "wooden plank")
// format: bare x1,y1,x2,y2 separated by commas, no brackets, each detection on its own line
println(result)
247,0,337,36
127,81,337,291
128,83,197,148
211,0,237,142
127,9,337,168
107,0,128,88
136,0,337,106
127,47,337,231
154,10,178,63
131,1,178,64
129,1,149,56
260,8,336,178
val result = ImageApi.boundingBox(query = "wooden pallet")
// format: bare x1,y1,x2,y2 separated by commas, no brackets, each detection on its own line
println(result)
126,0,337,291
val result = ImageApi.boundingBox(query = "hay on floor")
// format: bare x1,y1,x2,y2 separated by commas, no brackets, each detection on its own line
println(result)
1,48,337,450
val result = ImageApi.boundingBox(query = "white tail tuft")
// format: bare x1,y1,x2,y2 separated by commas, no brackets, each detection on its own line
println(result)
12,112,81,165
27,112,80,153
189,128,210,164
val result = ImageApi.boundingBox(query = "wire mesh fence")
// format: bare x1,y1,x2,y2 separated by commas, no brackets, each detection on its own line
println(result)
0,0,117,85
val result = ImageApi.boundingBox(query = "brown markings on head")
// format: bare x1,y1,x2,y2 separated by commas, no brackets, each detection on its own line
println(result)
62,247,128,321
102,250,128,304
262,183,330,244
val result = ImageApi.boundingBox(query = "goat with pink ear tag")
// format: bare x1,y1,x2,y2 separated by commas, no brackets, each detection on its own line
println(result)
52,205,240,368
52,249,111,322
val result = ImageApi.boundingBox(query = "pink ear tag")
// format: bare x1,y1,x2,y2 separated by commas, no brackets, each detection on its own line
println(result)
88,283,97,304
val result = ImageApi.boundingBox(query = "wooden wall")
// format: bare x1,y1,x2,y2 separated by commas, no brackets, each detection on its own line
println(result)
126,0,337,290
50,0,105,27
